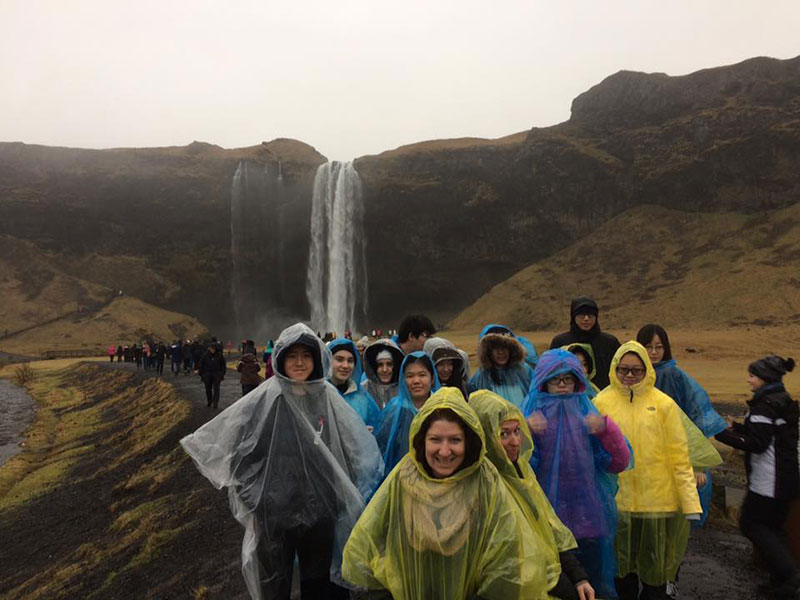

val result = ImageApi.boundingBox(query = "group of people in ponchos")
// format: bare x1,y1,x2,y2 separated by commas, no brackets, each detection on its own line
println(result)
180,296,799,600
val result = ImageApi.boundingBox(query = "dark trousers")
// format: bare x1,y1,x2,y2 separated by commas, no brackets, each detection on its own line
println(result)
203,378,221,407
256,519,347,600
740,491,799,585
171,360,181,375
615,573,667,600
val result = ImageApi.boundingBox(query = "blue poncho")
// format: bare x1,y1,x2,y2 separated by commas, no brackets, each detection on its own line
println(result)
522,349,623,599
478,323,539,369
654,358,726,526
469,329,535,409
329,338,381,429
374,352,441,476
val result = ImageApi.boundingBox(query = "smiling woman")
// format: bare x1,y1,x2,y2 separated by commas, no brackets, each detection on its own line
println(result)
343,388,551,599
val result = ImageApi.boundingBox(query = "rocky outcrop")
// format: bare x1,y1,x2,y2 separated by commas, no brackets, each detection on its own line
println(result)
356,55,800,325
1,56,799,335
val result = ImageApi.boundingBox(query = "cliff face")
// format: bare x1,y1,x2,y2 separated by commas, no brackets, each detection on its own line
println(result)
356,55,800,325
0,139,326,337
2,56,799,336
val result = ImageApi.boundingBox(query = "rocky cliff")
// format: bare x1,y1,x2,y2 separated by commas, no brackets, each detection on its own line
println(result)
2,55,799,337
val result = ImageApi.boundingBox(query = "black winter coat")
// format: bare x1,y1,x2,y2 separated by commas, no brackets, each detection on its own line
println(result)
716,383,799,500
198,351,227,383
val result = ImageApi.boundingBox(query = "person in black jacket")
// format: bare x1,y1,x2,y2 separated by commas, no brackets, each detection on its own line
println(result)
716,355,799,599
197,342,227,408
549,296,620,389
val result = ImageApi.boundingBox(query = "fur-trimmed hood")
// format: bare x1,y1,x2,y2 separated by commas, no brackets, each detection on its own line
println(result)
477,333,526,369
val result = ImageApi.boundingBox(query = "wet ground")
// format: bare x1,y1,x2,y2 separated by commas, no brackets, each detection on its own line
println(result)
2,360,770,599
0,379,35,467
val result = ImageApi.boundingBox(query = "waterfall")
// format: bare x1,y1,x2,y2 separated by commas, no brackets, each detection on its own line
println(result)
306,161,367,334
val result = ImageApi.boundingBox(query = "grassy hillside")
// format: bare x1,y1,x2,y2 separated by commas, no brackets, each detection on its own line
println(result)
0,296,208,356
451,201,800,331
0,363,245,599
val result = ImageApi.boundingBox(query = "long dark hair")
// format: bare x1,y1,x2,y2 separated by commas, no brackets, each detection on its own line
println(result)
412,408,482,478
636,323,672,362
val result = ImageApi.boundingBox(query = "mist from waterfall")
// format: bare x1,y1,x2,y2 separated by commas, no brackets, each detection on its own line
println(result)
306,161,368,334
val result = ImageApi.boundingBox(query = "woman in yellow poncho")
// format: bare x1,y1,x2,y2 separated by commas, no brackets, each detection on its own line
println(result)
472,389,601,600
342,387,550,600
593,341,709,600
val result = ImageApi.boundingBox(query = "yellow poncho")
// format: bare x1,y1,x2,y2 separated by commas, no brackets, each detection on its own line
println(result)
594,341,721,584
593,341,713,515
342,388,549,600
470,389,577,592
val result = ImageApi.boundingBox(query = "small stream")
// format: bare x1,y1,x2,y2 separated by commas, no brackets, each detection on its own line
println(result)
0,379,35,467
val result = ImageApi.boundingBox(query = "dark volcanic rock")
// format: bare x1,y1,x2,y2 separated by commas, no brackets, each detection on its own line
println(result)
2,55,800,333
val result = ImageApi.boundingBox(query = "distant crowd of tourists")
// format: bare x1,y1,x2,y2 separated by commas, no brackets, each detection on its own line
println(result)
177,296,798,600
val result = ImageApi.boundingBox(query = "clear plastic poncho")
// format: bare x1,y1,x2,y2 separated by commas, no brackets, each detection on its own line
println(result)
469,331,535,409
374,352,441,476
342,388,550,600
361,338,404,410
328,338,381,429
522,349,622,598
180,323,384,599
470,389,577,592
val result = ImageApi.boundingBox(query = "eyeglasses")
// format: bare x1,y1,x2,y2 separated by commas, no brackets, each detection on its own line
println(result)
616,366,646,377
575,313,596,319
645,345,664,353
548,375,576,386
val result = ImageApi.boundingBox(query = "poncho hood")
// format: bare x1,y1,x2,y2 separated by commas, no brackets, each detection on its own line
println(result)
398,351,442,404
479,324,539,368
563,342,597,382
329,337,365,384
272,322,331,389
531,348,592,395
363,338,404,384
407,388,485,483
478,333,526,369
608,341,657,398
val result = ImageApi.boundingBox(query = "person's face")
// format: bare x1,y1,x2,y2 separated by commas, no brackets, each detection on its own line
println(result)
616,352,646,387
645,334,665,364
406,331,430,352
376,358,394,384
748,372,766,391
425,419,466,478
490,346,509,367
574,312,597,332
546,373,577,395
576,353,590,376
331,350,355,384
284,344,315,381
436,359,455,383
405,362,432,404
208,345,216,354
500,419,522,462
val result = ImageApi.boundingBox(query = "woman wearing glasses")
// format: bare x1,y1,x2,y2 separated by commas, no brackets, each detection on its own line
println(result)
523,349,630,599
593,342,706,600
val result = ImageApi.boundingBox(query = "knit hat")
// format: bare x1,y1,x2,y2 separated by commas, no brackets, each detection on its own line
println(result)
748,355,795,383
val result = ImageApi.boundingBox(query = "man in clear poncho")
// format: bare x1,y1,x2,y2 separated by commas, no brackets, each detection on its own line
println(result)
471,389,602,600
343,387,550,599
180,323,384,600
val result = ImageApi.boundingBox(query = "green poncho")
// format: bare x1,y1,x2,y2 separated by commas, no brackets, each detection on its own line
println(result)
342,387,550,600
470,389,577,592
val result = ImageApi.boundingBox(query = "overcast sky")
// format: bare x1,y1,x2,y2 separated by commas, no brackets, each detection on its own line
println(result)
1,1,798,160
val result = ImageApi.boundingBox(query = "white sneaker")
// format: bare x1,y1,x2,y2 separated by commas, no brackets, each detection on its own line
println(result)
666,581,679,599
